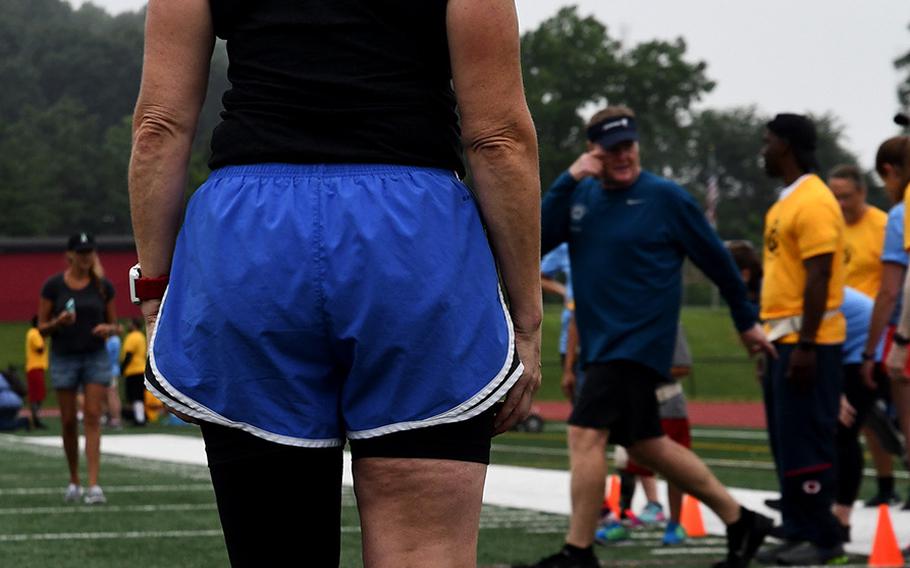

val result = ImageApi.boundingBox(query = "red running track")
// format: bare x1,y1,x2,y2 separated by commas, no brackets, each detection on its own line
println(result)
533,400,766,429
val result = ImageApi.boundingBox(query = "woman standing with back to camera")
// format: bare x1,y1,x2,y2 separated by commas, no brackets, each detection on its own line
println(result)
129,0,540,566
38,232,118,505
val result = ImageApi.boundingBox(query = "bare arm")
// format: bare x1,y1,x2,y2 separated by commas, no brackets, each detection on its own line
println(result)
36,298,64,336
447,0,541,432
787,253,833,391
540,275,567,300
886,265,910,381
799,253,834,342
129,0,214,284
865,263,905,355
561,314,579,400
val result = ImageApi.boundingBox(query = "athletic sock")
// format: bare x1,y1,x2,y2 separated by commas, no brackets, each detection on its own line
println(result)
877,476,895,495
619,471,636,513
726,505,751,529
133,401,146,424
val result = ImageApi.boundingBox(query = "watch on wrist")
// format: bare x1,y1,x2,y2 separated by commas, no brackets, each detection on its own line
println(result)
796,339,816,352
894,332,910,347
129,263,169,305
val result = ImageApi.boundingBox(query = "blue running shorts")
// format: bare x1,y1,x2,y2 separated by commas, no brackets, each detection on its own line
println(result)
147,164,522,448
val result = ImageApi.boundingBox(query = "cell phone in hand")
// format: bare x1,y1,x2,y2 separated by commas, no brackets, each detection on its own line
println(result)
64,298,75,314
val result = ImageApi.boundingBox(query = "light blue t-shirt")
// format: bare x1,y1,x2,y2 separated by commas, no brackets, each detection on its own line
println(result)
841,286,884,364
541,243,573,355
0,373,23,411
106,335,122,378
882,202,909,326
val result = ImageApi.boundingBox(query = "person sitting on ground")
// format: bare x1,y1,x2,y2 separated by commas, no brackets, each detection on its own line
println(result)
0,367,30,432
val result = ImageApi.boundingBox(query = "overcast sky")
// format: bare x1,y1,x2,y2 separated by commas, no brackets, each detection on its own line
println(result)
72,0,909,166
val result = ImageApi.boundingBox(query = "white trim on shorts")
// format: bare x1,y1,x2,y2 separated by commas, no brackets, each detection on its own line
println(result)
145,285,523,447
346,286,523,440
145,286,345,449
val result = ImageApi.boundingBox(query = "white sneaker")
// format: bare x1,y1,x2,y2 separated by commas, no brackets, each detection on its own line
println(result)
64,483,83,503
83,485,106,505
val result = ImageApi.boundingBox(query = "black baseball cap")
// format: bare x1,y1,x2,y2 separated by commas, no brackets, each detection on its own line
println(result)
67,232,96,252
586,115,639,149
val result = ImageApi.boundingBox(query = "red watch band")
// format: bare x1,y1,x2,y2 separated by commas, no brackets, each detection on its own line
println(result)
134,275,169,301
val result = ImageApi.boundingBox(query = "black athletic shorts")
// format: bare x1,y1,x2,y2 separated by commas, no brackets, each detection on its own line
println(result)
201,402,499,468
568,359,664,447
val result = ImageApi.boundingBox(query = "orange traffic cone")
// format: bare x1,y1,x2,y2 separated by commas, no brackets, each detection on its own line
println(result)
606,475,621,517
868,504,904,567
680,494,706,538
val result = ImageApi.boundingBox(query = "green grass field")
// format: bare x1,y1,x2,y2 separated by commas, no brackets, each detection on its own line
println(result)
0,420,889,567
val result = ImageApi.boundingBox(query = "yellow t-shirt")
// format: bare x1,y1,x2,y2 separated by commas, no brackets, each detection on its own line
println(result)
843,206,887,298
25,328,48,371
121,330,147,377
901,182,910,250
761,174,846,344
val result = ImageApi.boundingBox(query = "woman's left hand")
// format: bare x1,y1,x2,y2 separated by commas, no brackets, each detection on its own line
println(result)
92,323,118,338
140,299,162,343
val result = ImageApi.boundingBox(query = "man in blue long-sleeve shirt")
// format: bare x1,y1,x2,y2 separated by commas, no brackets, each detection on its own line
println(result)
520,106,776,568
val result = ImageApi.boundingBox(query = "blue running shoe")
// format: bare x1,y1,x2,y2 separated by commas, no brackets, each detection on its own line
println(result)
638,501,666,525
594,521,630,545
662,521,687,545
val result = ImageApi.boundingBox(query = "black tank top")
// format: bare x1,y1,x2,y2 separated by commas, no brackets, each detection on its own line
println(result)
208,0,464,176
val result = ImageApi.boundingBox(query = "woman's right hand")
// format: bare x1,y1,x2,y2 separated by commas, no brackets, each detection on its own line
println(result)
141,298,199,424
56,311,76,327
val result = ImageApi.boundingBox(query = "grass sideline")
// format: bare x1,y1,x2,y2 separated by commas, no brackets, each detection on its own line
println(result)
2,306,757,405
0,421,884,567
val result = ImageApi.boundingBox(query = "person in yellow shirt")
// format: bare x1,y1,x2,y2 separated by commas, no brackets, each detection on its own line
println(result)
25,315,49,429
120,318,147,426
828,164,888,299
757,113,847,566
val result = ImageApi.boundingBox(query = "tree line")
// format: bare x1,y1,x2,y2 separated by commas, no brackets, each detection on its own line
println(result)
1,1,908,245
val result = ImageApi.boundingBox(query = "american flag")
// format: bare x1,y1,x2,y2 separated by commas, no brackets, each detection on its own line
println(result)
705,174,719,228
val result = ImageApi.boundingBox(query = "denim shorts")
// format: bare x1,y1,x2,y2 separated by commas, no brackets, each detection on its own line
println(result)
50,349,112,390
148,164,521,448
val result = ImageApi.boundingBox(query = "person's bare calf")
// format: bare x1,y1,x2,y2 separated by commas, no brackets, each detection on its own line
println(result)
628,435,740,524
566,425,609,547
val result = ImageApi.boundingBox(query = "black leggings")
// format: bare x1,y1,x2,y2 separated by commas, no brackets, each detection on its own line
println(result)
201,423,344,568
834,364,882,507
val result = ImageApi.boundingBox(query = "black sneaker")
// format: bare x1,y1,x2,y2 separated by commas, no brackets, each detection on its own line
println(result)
712,508,773,568
513,546,599,568
754,541,800,565
864,490,901,507
775,541,848,566
838,523,851,544
767,524,788,541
